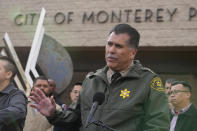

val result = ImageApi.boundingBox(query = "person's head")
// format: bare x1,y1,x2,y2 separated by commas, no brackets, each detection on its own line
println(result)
169,81,192,110
168,97,173,109
70,82,83,102
48,79,56,96
165,78,176,95
105,24,140,72
0,56,17,83
33,76,51,96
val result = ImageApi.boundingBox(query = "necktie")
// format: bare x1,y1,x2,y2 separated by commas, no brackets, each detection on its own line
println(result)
111,72,121,83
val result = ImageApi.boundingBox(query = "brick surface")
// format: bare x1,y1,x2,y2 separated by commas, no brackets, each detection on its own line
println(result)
0,0,197,47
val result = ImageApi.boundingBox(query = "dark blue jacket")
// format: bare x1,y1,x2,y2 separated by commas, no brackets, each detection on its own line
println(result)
0,82,27,131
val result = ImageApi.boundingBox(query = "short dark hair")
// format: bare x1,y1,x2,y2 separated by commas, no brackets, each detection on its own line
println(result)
70,82,83,92
109,24,140,48
171,81,192,92
74,82,82,86
0,56,17,80
48,79,56,87
33,76,49,85
165,78,176,84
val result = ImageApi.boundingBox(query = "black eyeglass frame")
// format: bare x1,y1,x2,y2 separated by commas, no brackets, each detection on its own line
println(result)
168,90,190,95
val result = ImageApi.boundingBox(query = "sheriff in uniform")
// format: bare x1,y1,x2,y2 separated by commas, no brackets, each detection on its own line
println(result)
31,24,170,131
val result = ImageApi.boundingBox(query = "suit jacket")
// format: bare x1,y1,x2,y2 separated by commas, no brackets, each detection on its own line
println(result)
170,104,197,131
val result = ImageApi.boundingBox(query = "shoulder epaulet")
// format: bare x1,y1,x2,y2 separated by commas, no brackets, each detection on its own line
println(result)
86,72,95,79
142,67,156,74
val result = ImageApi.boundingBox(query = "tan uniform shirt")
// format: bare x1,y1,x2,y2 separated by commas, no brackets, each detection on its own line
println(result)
24,99,61,131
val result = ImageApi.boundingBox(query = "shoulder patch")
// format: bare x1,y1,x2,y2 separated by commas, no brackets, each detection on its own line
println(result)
150,77,164,92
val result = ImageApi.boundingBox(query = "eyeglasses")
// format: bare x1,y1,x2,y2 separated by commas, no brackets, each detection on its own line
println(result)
168,90,190,95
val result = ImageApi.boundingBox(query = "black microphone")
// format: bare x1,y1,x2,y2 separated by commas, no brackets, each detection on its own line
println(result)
85,92,105,128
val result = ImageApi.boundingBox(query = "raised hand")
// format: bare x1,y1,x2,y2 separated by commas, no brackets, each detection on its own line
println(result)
29,88,56,117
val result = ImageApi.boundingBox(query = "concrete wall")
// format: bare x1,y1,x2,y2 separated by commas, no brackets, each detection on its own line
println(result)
0,0,197,47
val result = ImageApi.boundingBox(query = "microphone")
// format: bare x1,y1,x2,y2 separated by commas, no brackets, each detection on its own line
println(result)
85,92,105,128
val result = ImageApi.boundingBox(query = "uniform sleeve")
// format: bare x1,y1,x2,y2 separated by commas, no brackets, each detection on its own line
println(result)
47,100,81,129
142,77,170,131
0,91,27,125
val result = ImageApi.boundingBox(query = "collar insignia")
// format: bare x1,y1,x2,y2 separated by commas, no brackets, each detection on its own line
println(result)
120,88,130,99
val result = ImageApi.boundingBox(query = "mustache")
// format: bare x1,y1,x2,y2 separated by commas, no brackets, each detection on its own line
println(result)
106,54,118,59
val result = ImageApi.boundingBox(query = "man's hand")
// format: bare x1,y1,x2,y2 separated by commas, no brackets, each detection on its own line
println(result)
29,88,56,117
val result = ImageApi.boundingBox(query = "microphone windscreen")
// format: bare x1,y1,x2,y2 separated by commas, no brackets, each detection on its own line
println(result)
93,92,105,105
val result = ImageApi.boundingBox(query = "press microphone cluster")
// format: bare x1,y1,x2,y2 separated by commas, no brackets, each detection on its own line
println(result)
85,92,105,128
